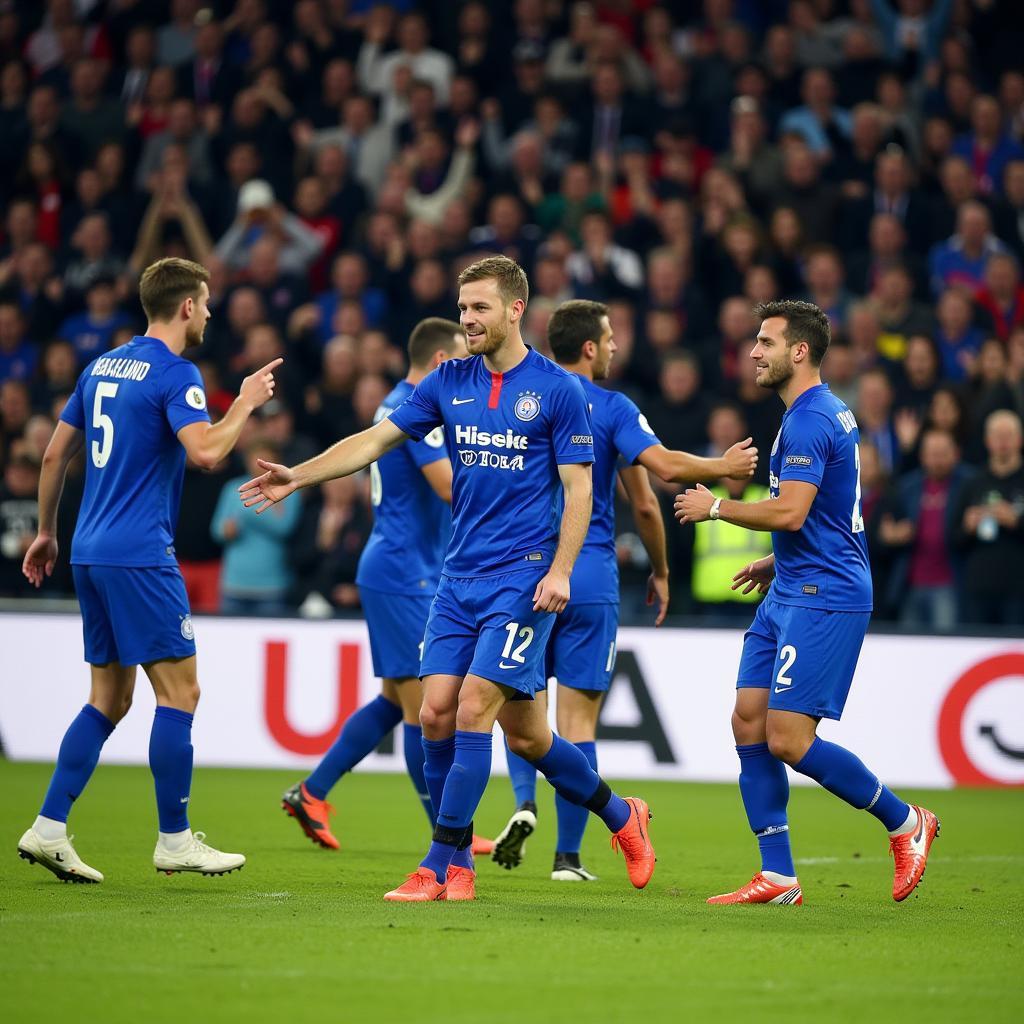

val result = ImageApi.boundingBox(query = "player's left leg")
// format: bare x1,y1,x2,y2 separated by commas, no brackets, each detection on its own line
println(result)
550,684,604,881
765,606,940,902
18,660,136,884
493,689,545,870
500,696,655,890
143,654,245,876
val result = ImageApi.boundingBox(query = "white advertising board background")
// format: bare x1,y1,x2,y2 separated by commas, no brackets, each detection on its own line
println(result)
1,613,1022,789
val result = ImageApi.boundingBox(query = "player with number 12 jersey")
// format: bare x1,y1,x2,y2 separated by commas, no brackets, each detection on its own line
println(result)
240,257,656,902
676,300,939,908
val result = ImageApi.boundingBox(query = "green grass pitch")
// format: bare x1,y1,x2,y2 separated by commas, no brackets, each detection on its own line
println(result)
1,760,1021,1024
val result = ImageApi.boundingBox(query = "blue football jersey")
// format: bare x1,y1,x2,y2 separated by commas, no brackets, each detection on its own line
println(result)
768,383,872,611
570,378,660,604
356,379,450,596
59,336,210,567
389,347,594,578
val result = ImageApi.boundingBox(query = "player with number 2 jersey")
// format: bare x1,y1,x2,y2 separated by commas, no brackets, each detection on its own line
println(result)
676,300,939,908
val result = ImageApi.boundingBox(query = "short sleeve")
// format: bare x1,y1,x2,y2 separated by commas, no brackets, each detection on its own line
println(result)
162,360,211,435
59,373,86,430
549,375,594,465
778,410,832,488
408,426,448,469
611,393,660,466
389,367,443,441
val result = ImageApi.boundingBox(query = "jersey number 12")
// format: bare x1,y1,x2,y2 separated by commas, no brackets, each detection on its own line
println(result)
91,382,119,468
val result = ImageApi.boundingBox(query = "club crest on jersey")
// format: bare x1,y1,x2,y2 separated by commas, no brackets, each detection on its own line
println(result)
514,390,541,421
180,615,195,640
460,450,478,466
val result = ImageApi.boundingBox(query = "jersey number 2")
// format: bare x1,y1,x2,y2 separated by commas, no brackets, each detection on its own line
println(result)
851,442,864,533
91,382,119,468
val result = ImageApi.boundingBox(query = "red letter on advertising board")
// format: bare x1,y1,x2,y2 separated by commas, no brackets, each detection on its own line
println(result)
264,640,360,754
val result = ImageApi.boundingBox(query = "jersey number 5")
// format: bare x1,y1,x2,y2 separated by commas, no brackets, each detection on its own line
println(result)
91,382,119,468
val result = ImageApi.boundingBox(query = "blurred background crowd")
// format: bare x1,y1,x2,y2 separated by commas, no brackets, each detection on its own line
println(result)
1,0,1023,630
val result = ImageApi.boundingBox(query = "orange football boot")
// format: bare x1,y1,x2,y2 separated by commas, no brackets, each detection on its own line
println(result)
445,865,477,901
281,782,339,850
890,805,940,902
610,797,656,889
383,867,447,902
707,872,803,905
471,834,495,856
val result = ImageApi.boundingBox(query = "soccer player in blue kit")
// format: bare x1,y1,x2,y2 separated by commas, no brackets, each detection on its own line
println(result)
281,318,468,850
18,258,281,882
495,300,758,881
240,257,656,902
676,300,939,905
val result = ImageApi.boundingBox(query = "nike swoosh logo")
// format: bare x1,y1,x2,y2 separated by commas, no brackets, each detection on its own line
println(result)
498,661,517,669
773,686,790,693
913,809,924,844
452,397,475,406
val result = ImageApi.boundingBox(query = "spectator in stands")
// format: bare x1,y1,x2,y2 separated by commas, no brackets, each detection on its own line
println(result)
211,439,302,615
57,277,133,368
929,200,1010,296
881,428,973,630
954,409,1024,625
0,447,39,596
358,9,454,106
0,301,37,383
857,367,900,473
935,288,986,382
952,93,1024,197
779,67,851,160
973,252,1024,341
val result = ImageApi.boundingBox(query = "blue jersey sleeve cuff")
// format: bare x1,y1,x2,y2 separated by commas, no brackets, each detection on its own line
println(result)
387,409,423,442
778,467,824,487
169,410,211,436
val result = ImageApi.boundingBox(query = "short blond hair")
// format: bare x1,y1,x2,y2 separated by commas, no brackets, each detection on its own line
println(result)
457,255,529,308
139,257,210,323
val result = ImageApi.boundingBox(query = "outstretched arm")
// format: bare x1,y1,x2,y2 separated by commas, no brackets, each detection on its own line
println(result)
22,421,83,587
619,464,670,626
534,461,592,613
639,438,757,485
240,417,409,513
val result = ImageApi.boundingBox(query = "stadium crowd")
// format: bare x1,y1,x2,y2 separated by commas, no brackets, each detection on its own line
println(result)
1,0,1023,629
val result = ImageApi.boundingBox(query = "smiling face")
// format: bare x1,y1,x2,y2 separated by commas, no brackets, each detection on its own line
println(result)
750,315,797,391
458,277,520,357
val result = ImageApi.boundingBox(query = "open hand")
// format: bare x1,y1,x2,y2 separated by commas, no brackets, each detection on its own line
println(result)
731,555,775,595
238,459,297,514
646,572,669,626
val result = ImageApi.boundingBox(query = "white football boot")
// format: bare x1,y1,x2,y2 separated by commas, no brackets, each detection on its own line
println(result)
154,831,245,876
18,827,104,883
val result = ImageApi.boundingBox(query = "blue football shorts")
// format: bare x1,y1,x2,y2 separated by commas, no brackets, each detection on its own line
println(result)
546,601,618,692
736,594,869,721
419,568,555,698
359,586,433,679
73,564,197,667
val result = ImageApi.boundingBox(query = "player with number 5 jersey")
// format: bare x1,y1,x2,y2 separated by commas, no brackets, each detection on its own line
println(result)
676,300,939,907
239,256,656,902
17,258,282,884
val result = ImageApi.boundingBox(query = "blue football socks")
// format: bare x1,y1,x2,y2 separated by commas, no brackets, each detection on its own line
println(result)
554,741,596,854
504,736,538,807
149,706,194,834
304,695,403,800
533,734,630,833
736,742,796,876
422,730,493,882
421,733,472,869
794,736,910,831
402,722,433,823
40,704,115,823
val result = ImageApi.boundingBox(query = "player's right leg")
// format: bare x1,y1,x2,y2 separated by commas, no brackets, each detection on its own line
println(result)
18,634,136,884
493,689,545,871
707,597,803,906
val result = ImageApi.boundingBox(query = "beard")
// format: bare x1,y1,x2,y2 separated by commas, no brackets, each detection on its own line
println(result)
593,354,612,380
755,355,793,390
466,319,507,356
184,320,206,349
